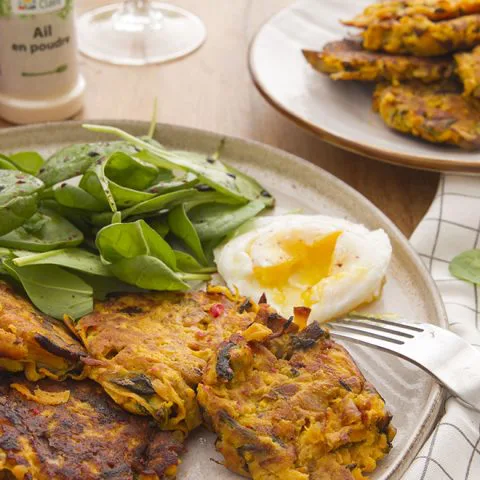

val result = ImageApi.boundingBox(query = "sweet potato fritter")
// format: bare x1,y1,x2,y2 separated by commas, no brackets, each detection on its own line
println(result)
0,375,183,480
373,81,480,148
455,45,480,97
343,0,480,28
197,321,395,480
69,288,280,433
0,281,86,381
303,39,454,83
362,14,480,56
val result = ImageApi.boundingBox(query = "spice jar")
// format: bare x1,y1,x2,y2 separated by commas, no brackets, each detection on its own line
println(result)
0,0,85,124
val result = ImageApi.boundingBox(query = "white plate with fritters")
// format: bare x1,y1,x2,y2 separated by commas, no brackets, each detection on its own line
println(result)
249,0,480,173
0,120,447,479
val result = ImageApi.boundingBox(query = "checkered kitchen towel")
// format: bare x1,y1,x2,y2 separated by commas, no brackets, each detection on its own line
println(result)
404,175,480,480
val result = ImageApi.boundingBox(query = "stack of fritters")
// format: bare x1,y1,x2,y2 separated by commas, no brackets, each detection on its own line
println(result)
304,0,480,149
0,282,395,479
0,282,184,479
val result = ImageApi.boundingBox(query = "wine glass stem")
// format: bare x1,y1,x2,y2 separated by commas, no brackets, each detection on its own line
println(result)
122,0,150,15
115,0,164,32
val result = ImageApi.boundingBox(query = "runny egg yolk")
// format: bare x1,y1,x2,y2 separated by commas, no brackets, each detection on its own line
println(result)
252,231,342,301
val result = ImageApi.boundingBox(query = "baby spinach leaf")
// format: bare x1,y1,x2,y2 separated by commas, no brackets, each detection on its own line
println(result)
174,250,216,274
189,200,266,242
2,260,93,320
0,154,18,170
146,171,198,194
182,191,240,211
0,247,12,257
80,152,157,209
108,182,156,208
8,152,44,175
121,188,199,218
109,255,189,291
38,186,54,200
168,205,207,265
96,220,177,270
148,217,169,237
90,188,200,226
13,248,112,277
104,152,158,190
22,214,48,234
88,212,115,227
202,238,222,265
53,183,106,212
225,164,274,207
82,124,248,202
0,196,39,238
0,170,44,236
128,190,238,221
205,140,274,206
0,209,83,252
39,141,139,187
112,212,122,224
146,165,175,183
449,249,480,285
0,170,44,204
80,160,117,213
78,273,143,300
40,199,94,236
96,221,210,290
129,149,173,170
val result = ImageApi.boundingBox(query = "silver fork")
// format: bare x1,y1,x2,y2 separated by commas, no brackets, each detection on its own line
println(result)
326,314,480,411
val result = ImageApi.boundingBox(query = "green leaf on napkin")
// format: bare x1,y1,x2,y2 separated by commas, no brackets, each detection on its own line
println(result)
449,249,480,285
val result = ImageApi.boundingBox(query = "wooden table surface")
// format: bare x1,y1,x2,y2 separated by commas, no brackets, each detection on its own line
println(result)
0,0,439,236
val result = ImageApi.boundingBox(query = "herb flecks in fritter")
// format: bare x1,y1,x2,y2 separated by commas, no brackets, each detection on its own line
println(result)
303,39,454,83
373,81,480,149
198,322,395,480
362,14,480,56
0,281,86,381
0,375,183,480
343,0,480,28
70,288,287,433
455,45,480,98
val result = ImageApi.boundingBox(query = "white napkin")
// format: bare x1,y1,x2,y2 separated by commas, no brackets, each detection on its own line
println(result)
404,174,480,480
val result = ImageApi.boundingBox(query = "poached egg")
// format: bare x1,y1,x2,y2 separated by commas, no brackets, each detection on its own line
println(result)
214,214,392,323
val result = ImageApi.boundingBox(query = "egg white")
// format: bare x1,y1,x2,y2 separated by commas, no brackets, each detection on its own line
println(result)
214,214,392,323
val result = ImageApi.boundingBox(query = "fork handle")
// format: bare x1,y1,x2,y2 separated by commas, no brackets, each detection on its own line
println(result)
413,325,480,412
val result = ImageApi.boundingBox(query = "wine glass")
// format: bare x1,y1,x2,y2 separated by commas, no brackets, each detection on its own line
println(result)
77,0,206,66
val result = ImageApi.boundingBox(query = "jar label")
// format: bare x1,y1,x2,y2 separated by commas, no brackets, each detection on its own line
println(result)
10,0,66,15
0,0,79,99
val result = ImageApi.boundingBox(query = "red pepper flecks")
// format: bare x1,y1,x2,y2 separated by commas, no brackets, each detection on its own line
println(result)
209,304,225,318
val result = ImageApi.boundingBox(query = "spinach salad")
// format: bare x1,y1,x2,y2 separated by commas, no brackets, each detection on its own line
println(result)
0,122,274,319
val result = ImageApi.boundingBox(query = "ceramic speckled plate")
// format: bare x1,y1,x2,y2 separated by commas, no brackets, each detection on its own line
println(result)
249,0,480,173
0,121,447,479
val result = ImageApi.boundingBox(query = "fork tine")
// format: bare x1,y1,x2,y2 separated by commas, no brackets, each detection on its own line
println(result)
332,318,415,339
327,329,398,354
327,328,401,355
327,323,405,349
346,313,424,332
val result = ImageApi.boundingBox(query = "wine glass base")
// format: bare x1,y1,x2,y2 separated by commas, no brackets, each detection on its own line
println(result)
77,2,206,66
